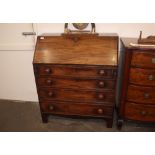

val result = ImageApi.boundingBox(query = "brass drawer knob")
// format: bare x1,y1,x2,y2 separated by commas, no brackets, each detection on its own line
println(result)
148,75,154,81
98,93,105,99
98,81,105,87
48,91,54,97
46,79,52,85
140,110,147,116
49,105,54,110
45,68,52,74
99,70,105,76
144,93,150,99
98,108,103,114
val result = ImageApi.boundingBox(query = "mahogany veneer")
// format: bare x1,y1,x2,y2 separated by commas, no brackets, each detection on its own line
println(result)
117,38,155,129
33,33,118,128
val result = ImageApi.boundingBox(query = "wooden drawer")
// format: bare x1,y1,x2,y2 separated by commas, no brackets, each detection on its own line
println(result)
131,51,155,68
124,102,155,122
38,88,114,103
127,85,155,105
40,101,113,117
35,65,116,78
130,68,155,86
37,77,116,90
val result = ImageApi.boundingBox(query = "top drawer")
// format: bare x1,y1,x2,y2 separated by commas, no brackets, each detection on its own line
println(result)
131,51,155,68
34,65,116,79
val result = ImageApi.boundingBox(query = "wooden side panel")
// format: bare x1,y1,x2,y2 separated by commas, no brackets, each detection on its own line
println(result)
118,47,132,116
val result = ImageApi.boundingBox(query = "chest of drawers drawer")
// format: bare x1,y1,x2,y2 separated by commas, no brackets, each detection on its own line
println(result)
38,88,115,104
129,68,155,86
35,65,116,79
124,102,155,122
127,85,155,105
37,77,116,90
40,101,113,117
131,51,155,68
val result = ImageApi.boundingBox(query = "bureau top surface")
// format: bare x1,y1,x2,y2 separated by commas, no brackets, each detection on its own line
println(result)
121,38,155,50
33,33,118,66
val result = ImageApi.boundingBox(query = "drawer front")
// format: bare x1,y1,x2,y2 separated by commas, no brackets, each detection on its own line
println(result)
37,77,116,90
124,102,155,122
127,85,155,105
130,68,155,86
35,65,116,78
40,101,113,117
38,88,114,103
131,51,155,68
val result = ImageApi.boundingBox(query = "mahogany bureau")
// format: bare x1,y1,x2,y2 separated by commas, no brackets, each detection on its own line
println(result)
33,33,118,128
117,38,155,129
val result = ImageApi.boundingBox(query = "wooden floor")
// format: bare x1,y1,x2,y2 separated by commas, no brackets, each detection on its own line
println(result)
0,99,155,132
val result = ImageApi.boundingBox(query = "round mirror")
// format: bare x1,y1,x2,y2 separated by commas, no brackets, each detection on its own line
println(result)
72,23,89,30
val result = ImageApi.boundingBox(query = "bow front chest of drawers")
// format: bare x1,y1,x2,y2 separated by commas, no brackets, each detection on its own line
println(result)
117,38,155,128
33,33,118,128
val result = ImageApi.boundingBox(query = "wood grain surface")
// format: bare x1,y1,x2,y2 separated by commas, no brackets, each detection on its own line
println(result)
124,102,155,122
37,77,116,90
33,33,118,127
129,67,155,86
127,85,155,104
40,101,113,117
131,51,155,68
33,34,118,66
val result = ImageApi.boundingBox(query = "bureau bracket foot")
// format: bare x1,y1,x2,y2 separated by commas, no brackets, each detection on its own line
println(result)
41,114,48,123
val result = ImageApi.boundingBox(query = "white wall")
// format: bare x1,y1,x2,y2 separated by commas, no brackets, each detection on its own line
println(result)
37,23,155,37
0,23,155,102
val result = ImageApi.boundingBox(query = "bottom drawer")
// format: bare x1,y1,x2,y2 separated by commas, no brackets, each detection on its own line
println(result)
124,102,155,122
40,101,113,117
